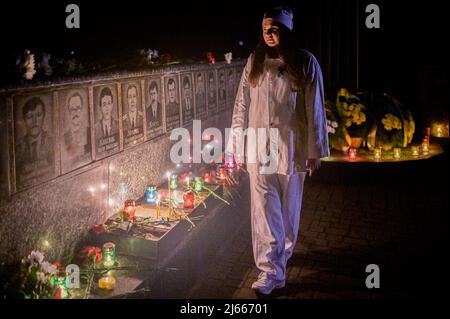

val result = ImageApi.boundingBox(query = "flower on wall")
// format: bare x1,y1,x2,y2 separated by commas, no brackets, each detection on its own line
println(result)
16,49,37,80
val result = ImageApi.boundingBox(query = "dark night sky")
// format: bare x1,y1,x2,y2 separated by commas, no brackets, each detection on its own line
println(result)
1,0,449,122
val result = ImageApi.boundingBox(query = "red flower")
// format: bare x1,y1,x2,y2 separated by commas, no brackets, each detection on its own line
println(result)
55,287,62,299
92,224,105,235
78,246,102,264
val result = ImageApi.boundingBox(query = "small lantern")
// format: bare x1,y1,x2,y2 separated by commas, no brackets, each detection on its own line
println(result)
194,177,204,192
218,167,227,180
123,199,136,219
98,275,116,290
102,242,116,268
393,148,402,159
373,147,382,160
145,186,157,205
215,163,222,178
421,141,429,154
411,146,419,156
170,175,179,190
183,191,195,209
225,156,236,169
51,275,68,299
203,173,212,184
348,147,357,160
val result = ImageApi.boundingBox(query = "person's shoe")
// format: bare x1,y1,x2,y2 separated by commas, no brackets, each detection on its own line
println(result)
251,272,285,295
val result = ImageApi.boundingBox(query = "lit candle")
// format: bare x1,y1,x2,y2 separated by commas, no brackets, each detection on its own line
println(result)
98,275,116,290
421,142,429,154
167,172,172,219
194,177,204,192
183,191,195,209
373,147,382,160
203,173,212,184
348,147,357,160
102,242,116,268
218,167,227,180
215,163,222,178
145,186,157,205
156,194,161,219
393,148,402,159
411,146,419,156
123,199,136,219
170,174,179,190
51,275,68,299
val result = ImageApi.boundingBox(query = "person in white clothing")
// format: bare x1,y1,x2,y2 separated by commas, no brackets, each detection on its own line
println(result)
227,6,329,295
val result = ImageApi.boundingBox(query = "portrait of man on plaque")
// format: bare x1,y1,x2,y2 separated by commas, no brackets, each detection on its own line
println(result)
164,76,181,132
93,85,120,159
207,70,217,114
122,82,144,147
217,69,227,112
181,74,194,127
14,94,55,190
194,71,207,119
59,89,92,173
145,78,164,139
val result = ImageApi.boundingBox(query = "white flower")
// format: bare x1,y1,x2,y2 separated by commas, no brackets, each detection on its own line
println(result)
331,121,338,128
22,50,36,80
27,251,44,266
36,271,47,284
40,261,57,275
224,52,233,64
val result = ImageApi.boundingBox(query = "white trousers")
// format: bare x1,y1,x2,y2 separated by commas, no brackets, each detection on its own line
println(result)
249,172,306,281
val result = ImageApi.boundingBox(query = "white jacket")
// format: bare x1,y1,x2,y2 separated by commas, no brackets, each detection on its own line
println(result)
228,50,329,175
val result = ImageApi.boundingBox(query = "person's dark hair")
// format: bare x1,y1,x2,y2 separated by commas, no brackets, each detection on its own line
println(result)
67,92,83,111
249,10,302,90
23,96,45,119
149,81,158,92
127,84,137,95
167,78,175,88
183,77,190,88
100,87,113,103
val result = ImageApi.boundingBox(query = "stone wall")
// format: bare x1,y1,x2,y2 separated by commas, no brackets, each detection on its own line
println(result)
0,61,244,263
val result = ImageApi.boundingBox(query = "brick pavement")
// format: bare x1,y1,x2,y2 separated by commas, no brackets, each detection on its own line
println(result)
186,152,449,299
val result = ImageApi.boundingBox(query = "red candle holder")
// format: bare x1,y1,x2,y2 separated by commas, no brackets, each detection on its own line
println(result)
183,191,195,209
203,173,212,184
348,147,357,160
124,199,136,219
218,167,227,180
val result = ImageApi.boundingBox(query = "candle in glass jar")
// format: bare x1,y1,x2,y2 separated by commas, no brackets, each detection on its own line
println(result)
373,147,382,160
123,199,136,219
194,177,203,192
411,146,419,156
348,147,357,160
203,173,211,184
102,242,116,268
145,186,157,205
421,142,429,153
98,275,116,290
393,148,402,159
218,167,227,180
170,175,179,190
183,191,194,209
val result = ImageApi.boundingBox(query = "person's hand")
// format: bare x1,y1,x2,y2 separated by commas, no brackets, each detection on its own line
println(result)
306,158,321,176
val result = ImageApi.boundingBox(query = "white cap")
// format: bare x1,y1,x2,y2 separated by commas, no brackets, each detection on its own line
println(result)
263,6,294,31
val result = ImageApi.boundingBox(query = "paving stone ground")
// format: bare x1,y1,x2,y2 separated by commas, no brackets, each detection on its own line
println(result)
185,148,449,299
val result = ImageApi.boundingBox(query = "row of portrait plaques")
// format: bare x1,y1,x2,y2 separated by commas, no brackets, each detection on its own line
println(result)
5,65,243,193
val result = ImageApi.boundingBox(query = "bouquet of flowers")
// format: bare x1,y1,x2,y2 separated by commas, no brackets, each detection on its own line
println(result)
325,100,349,151
373,93,415,150
2,251,59,299
336,88,372,141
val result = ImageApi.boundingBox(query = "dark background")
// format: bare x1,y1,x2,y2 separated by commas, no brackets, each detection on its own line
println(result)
1,0,448,134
